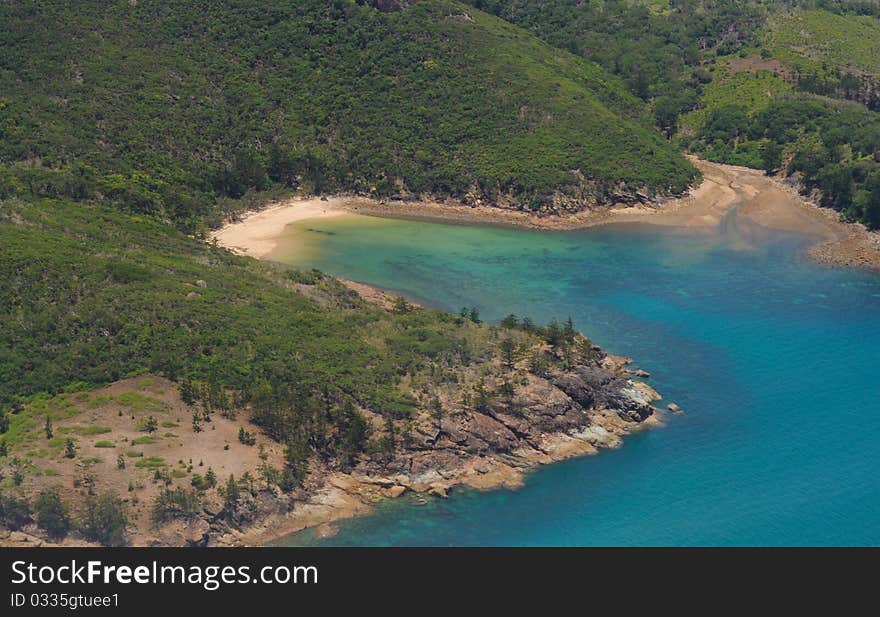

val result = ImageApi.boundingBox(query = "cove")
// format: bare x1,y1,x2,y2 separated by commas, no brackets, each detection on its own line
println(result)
269,213,880,546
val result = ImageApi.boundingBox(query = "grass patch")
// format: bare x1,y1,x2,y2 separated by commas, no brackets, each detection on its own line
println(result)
86,394,114,408
125,450,144,458
171,469,188,478
115,392,168,413
94,440,115,448
70,425,112,436
160,421,178,428
130,436,159,445
134,456,167,469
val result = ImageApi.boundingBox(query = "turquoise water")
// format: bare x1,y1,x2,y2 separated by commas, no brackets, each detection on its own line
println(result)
274,214,880,546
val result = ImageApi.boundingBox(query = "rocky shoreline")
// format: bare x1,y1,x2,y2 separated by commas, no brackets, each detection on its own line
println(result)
214,351,665,547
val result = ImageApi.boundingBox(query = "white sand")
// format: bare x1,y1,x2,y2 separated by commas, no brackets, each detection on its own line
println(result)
211,197,352,258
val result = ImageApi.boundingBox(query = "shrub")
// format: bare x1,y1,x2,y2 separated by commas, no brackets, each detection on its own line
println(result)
34,487,71,540
151,487,201,524
80,492,129,547
0,491,31,530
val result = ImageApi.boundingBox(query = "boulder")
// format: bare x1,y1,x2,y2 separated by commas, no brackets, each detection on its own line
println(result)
466,413,519,452
183,519,211,547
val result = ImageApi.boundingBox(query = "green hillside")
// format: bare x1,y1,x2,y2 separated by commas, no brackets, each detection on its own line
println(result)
467,1,880,229
765,9,880,77
0,0,695,229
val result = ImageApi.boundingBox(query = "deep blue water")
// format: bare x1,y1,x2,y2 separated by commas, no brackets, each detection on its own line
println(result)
272,214,880,546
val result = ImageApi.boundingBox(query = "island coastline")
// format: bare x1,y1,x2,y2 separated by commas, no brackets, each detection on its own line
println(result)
212,159,880,272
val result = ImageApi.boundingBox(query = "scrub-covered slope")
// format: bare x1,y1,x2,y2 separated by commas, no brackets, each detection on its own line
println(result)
0,0,695,228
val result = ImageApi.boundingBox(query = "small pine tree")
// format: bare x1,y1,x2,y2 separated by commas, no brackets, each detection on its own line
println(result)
223,475,240,522
577,337,595,364
142,416,158,433
392,296,411,314
529,351,551,378
44,416,53,440
500,338,517,370
473,379,493,413
468,307,481,324
179,379,196,406
500,314,519,329
238,427,256,446
430,397,445,435
546,319,563,349
563,316,576,343
0,440,7,457
192,410,203,433
64,438,76,459
498,378,516,412
116,454,125,470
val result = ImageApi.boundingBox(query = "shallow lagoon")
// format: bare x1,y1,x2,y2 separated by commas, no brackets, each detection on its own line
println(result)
270,213,880,546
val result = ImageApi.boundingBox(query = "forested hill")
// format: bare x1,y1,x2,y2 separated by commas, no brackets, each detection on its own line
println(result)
0,0,696,231
466,0,880,229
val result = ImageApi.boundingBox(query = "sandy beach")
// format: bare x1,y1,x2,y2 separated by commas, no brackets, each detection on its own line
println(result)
211,196,365,259
212,159,880,271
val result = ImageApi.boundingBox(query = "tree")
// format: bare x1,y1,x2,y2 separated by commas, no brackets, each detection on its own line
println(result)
577,337,596,364
222,475,240,522
337,404,369,468
116,453,125,469
179,379,196,406
500,314,519,329
498,378,516,413
64,438,76,459
0,440,7,457
468,307,482,324
429,397,445,435
529,350,550,377
142,416,158,434
34,487,71,540
192,411,203,433
44,416,53,440
238,427,256,446
151,487,200,524
381,416,397,454
546,319,563,349
0,411,9,434
500,338,517,370
81,492,128,546
281,437,309,491
473,379,493,413
0,492,31,530
392,296,411,314
563,316,576,344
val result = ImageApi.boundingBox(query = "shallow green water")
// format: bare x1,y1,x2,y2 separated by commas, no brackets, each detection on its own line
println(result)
271,213,880,546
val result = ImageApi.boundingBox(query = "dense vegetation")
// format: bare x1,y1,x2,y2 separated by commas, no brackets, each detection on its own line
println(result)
688,98,880,228
467,0,880,228
0,198,490,465
0,0,695,231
